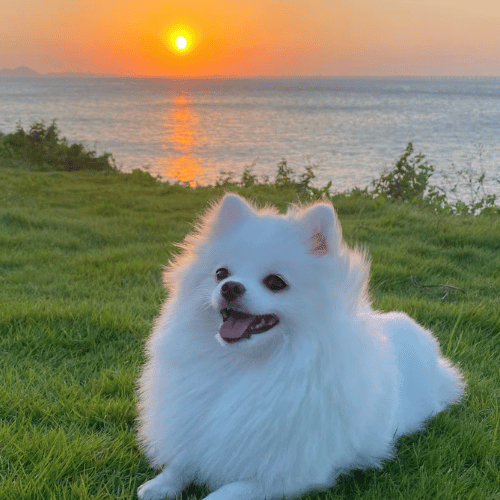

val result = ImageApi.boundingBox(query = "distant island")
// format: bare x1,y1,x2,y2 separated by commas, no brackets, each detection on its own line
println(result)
0,66,41,77
0,66,121,78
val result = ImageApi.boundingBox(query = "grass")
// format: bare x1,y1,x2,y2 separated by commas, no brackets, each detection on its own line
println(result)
1,148,499,499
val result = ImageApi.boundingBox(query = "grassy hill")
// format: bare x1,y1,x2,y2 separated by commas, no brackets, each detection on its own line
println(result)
0,129,499,499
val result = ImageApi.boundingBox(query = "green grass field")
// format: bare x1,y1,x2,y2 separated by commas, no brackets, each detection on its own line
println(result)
1,154,499,499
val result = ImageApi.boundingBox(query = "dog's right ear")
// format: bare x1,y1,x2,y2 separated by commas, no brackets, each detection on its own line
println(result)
297,202,342,257
211,193,254,236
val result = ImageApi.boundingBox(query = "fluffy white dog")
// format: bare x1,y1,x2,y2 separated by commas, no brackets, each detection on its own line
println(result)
137,194,465,500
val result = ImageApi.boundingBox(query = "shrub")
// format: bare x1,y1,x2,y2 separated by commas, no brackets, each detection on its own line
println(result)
1,120,117,172
273,159,332,199
240,164,259,188
370,142,444,204
275,159,295,188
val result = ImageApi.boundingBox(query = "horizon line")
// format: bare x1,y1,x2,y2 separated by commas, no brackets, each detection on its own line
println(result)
2,67,500,80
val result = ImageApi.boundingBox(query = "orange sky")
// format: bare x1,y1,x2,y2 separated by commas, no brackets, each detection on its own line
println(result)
1,0,499,76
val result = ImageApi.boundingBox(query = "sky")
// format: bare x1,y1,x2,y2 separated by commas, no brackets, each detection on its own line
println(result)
1,0,499,77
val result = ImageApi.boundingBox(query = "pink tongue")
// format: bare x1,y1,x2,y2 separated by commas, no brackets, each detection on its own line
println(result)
219,313,256,340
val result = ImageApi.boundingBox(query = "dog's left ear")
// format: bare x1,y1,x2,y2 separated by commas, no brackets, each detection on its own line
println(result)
211,193,254,237
298,203,342,256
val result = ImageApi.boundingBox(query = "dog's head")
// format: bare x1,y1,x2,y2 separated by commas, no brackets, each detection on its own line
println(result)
202,193,352,348
168,194,369,350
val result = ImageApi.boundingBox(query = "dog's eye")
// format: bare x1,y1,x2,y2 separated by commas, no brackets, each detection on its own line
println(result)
263,274,288,292
215,268,230,282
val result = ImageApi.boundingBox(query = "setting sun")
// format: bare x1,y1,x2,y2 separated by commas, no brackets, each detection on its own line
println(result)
175,36,188,50
166,25,195,55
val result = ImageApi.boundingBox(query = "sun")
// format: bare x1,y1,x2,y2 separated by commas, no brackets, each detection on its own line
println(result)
166,25,195,54
175,36,188,50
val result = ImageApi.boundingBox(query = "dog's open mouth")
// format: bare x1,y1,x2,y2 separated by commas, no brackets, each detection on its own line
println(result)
219,309,279,343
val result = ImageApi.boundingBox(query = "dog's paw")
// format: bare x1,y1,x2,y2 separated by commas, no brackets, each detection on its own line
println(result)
137,476,177,500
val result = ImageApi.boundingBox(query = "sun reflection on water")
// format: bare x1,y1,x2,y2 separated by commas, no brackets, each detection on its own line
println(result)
162,95,204,186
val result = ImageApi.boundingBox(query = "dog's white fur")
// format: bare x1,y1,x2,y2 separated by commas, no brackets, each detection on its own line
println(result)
137,194,465,500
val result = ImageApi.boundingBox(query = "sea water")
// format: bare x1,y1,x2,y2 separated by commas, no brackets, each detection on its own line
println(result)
1,76,499,198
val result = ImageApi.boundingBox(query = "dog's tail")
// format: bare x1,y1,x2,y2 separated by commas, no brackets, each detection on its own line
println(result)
436,356,466,410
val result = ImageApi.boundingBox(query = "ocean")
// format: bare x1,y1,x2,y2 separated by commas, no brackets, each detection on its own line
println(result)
1,76,499,199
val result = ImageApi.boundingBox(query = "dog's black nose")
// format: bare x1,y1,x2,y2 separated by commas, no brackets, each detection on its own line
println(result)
221,281,246,302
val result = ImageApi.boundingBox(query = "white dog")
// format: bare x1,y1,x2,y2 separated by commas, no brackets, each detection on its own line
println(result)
137,194,465,500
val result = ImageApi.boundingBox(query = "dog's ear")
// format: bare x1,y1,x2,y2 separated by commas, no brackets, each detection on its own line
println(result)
211,193,254,236
298,203,342,256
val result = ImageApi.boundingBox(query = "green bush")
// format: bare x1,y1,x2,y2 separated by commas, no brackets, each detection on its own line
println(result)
370,142,445,204
1,120,117,172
